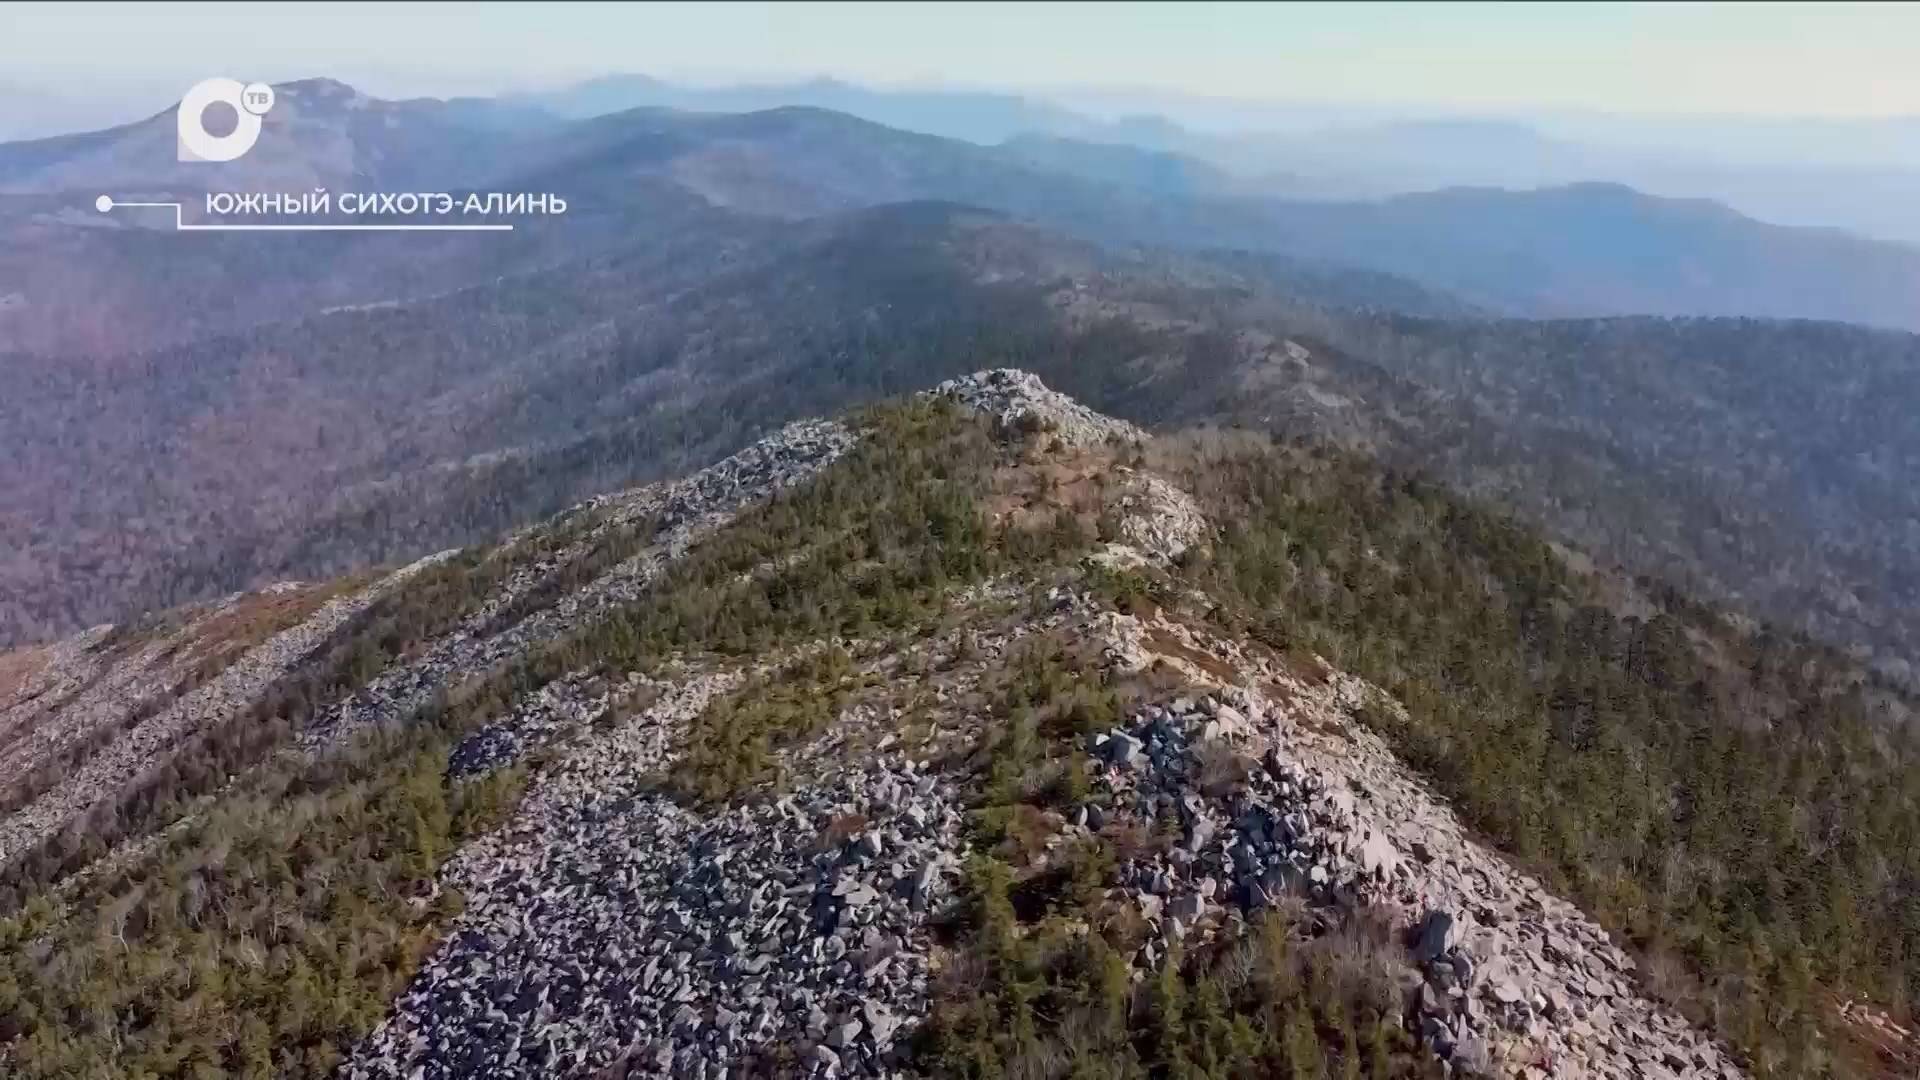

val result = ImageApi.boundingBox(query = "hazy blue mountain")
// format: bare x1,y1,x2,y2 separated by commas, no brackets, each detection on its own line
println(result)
519,74,1920,246
9,88,1920,363
991,132,1241,199
1245,181,1920,328
1228,119,1596,192
511,105,1920,330
988,133,1337,201
1204,118,1920,246
519,73,1092,145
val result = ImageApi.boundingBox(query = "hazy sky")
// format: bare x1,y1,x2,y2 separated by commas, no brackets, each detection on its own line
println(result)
5,1,1919,119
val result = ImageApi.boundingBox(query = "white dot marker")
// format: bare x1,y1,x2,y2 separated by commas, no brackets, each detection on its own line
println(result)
95,195,113,212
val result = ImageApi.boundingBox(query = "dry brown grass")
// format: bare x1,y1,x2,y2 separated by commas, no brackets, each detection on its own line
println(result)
1142,625,1240,684
1274,646,1332,687
0,646,52,708
1192,737,1251,798
1097,816,1164,866
813,812,871,854
986,447,1118,535
995,803,1065,867
174,575,370,683
1831,998,1920,1079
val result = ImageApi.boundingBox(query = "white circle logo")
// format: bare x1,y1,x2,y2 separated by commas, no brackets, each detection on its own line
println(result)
176,78,272,163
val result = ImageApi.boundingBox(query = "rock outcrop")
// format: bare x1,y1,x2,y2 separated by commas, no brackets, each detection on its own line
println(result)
339,568,1747,1079
1092,608,1745,1080
345,668,964,1080
301,419,856,754
930,368,1146,449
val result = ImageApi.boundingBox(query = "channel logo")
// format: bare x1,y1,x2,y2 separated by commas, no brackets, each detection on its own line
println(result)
177,78,276,163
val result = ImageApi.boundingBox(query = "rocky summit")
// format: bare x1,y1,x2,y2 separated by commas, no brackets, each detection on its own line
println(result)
0,373,1765,1078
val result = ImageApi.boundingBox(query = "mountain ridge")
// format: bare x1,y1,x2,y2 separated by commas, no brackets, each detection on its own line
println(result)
9,81,1920,347
3,372,1913,1076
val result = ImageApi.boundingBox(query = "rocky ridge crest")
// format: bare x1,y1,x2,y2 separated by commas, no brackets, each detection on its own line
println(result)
930,368,1147,449
337,377,1741,1079
1,373,1746,1079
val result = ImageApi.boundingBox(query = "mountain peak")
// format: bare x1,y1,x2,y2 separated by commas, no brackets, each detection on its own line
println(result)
932,368,1148,448
274,76,365,98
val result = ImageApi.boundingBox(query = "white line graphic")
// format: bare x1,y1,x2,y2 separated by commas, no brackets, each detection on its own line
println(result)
96,197,514,232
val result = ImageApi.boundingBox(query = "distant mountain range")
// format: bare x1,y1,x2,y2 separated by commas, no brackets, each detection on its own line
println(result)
5,78,1920,682
515,73,1089,146
506,73,1920,246
6,82,1920,352
12,70,1920,242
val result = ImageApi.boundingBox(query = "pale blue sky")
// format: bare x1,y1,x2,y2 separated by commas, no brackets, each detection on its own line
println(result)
4,1,1918,118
